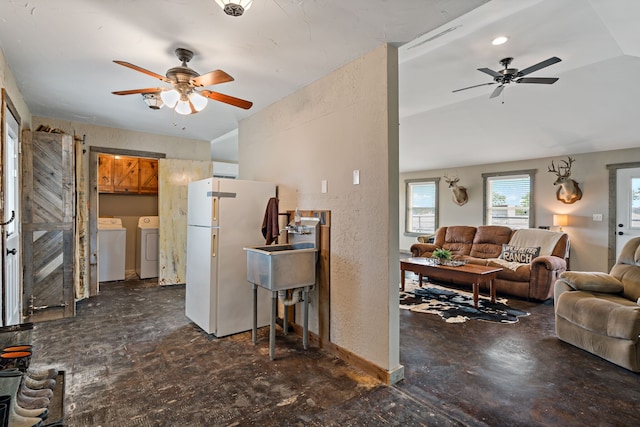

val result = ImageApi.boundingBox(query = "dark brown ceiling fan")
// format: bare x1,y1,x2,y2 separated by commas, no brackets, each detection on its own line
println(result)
112,48,252,113
453,56,561,99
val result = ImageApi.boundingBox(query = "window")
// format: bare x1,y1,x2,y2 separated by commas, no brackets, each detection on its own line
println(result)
483,170,536,229
405,178,439,235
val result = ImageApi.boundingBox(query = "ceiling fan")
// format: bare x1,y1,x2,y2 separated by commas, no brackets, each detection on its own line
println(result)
452,56,562,99
112,48,252,114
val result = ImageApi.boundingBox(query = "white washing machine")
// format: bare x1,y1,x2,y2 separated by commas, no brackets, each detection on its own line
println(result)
136,216,159,279
98,218,126,282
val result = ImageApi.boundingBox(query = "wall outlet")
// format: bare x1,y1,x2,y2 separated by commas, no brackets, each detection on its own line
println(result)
353,170,360,185
321,180,328,193
593,213,603,221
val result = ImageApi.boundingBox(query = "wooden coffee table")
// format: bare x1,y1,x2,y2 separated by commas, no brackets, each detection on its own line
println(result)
400,257,503,309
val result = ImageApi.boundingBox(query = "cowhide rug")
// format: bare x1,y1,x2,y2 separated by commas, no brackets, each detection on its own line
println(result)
399,281,530,324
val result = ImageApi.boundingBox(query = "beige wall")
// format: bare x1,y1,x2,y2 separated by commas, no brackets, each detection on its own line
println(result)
400,147,640,273
99,194,159,272
31,117,211,160
239,44,401,376
1,48,31,130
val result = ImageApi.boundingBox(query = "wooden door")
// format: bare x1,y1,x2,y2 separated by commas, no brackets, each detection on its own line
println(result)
22,130,76,321
113,156,139,193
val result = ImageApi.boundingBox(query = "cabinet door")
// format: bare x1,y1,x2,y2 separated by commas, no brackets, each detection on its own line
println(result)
113,156,139,193
139,158,159,194
97,154,114,193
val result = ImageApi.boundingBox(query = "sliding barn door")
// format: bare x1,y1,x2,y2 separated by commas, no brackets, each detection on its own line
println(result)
22,130,76,321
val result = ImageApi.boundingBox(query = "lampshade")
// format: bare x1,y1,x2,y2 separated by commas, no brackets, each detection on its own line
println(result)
175,99,192,115
553,214,568,231
160,90,180,108
142,93,163,110
215,0,253,16
189,92,208,112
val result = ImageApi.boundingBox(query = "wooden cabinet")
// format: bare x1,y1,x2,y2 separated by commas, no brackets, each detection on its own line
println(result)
114,156,139,193
98,154,114,192
98,154,158,194
139,157,159,194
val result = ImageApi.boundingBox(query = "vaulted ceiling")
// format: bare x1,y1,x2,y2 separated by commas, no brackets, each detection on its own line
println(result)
1,0,638,173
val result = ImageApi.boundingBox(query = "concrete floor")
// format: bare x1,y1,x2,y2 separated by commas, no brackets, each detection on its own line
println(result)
29,278,640,426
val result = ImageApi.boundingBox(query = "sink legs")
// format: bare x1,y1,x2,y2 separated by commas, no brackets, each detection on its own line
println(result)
251,284,311,360
302,286,309,350
252,284,258,345
270,291,278,360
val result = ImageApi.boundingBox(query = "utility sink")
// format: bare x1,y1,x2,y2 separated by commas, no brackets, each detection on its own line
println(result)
244,243,318,291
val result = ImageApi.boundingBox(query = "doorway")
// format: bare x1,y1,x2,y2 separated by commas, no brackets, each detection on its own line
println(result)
1,90,21,326
89,147,165,295
607,162,640,269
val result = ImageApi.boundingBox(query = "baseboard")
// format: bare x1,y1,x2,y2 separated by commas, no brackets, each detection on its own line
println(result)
290,323,405,385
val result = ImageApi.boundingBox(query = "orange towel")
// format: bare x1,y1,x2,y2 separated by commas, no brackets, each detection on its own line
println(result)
261,197,279,245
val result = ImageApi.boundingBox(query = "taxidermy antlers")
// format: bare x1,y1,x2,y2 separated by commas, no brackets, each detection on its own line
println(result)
444,175,468,206
548,156,582,204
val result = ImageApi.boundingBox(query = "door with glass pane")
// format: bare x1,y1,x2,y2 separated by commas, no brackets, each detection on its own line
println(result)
2,92,21,326
616,167,640,259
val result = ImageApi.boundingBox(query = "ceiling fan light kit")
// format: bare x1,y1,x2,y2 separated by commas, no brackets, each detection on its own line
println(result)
142,92,164,110
215,0,253,16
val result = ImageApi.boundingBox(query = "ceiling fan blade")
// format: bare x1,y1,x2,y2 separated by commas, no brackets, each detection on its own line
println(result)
489,85,504,99
191,70,234,87
452,82,496,93
200,90,253,110
113,60,170,83
112,87,164,96
517,57,561,77
517,77,559,85
477,67,502,78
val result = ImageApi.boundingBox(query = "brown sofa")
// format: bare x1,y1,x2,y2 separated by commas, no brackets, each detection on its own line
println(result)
410,225,569,301
554,237,640,372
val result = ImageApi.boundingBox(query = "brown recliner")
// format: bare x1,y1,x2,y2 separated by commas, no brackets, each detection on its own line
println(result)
554,237,640,372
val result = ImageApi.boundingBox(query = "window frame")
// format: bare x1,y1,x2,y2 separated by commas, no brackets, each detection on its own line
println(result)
405,177,440,236
482,169,536,229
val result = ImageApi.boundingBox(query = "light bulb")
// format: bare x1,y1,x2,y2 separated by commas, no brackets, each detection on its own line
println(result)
160,90,179,108
175,100,192,115
189,92,208,112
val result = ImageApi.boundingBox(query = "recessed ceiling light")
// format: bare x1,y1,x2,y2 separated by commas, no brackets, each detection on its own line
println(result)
492,36,509,46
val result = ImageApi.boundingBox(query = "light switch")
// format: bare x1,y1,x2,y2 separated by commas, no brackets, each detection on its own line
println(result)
353,170,360,185
593,213,603,222
321,180,328,193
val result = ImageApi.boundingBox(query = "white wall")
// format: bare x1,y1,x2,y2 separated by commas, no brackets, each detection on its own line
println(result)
400,147,640,273
239,44,401,376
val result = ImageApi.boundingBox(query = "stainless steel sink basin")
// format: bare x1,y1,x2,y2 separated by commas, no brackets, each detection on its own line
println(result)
244,243,317,291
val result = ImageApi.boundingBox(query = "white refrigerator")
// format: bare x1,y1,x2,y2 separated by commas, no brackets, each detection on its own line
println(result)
185,178,274,337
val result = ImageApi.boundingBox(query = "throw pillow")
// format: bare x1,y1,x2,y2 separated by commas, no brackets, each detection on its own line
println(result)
559,271,624,293
500,244,541,264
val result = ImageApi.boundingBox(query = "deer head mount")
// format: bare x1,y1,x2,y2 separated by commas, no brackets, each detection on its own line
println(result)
444,175,468,206
548,156,583,204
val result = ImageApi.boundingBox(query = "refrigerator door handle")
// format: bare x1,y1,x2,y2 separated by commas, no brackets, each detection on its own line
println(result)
212,197,218,222
212,233,217,257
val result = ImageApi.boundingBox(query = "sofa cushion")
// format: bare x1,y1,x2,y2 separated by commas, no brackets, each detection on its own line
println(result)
469,225,513,259
500,244,541,263
610,241,640,302
441,226,476,256
556,291,640,341
559,271,624,293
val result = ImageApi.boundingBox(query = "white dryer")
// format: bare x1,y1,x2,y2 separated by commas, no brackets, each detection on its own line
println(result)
136,216,159,279
98,218,126,282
